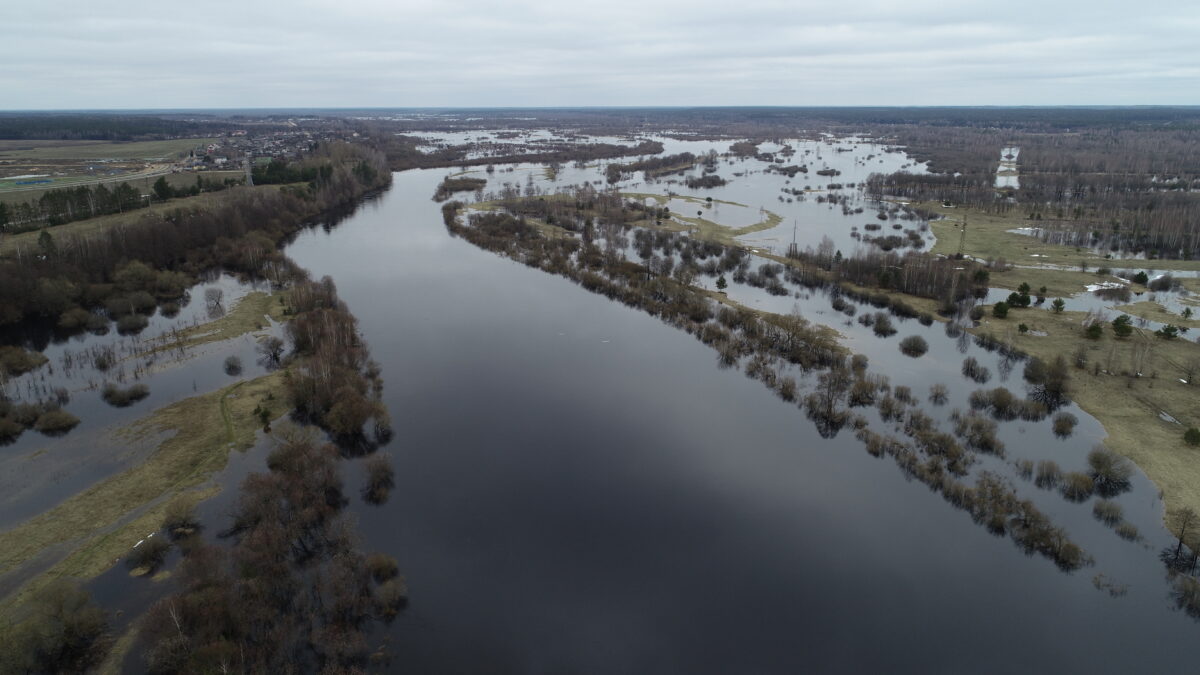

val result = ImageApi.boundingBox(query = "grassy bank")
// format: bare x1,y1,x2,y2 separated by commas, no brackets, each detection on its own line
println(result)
976,306,1200,538
140,290,289,358
0,371,288,613
923,202,1200,273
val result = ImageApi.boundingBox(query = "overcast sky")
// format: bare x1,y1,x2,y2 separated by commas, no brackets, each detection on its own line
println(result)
3,0,1197,109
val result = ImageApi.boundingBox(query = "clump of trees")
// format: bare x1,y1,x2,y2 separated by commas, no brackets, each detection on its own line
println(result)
433,175,488,201
0,580,112,673
140,435,401,673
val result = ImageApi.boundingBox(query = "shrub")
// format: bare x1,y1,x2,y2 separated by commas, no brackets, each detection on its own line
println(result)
116,313,149,334
223,355,243,376
0,346,48,376
375,578,408,620
126,536,171,574
1035,460,1062,489
1052,412,1078,438
101,383,150,408
1115,522,1140,541
1184,427,1200,447
366,553,400,583
1111,314,1133,338
33,409,80,435
1087,446,1133,496
1085,323,1103,340
872,312,896,337
1060,471,1095,501
0,417,24,443
961,357,991,384
1093,500,1123,525
928,383,948,405
363,453,395,505
893,385,914,405
898,335,928,357
161,499,200,539
992,302,1009,319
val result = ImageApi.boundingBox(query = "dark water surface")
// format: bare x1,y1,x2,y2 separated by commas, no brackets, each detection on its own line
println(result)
271,169,1200,673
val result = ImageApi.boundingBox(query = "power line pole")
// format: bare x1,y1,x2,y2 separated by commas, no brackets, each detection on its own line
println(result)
957,216,968,258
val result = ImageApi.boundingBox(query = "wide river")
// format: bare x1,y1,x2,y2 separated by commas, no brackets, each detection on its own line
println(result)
263,166,1199,673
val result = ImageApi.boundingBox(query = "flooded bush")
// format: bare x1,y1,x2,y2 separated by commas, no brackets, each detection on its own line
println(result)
893,385,915,405
961,357,991,384
1061,471,1096,501
848,378,877,407
1093,499,1123,525
872,312,897,337
1052,411,1079,437
367,553,400,584
1035,460,1062,489
953,411,1004,455
224,355,243,376
126,536,171,574
33,408,80,436
363,453,395,505
928,383,948,405
0,417,23,443
877,395,903,422
116,313,148,334
1115,522,1140,541
101,382,150,408
375,578,409,620
1088,446,1134,497
899,335,928,357
0,345,48,376
778,377,797,402
1016,459,1034,480
161,498,200,539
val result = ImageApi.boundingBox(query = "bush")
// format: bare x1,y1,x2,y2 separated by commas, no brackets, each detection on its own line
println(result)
1087,446,1133,496
33,409,80,435
223,355,243,376
1060,471,1095,501
126,536,171,574
872,312,896,337
116,313,149,334
1093,499,1123,525
0,417,23,443
161,498,200,539
961,357,991,384
366,553,400,583
375,578,408,620
362,453,395,505
1035,460,1062,489
1185,427,1200,447
101,382,150,407
1115,522,1140,541
1052,412,1078,438
0,346,48,376
928,383,948,405
898,335,928,357
992,302,1009,319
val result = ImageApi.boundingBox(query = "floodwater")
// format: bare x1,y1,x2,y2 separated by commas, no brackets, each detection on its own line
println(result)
280,165,1200,672
9,136,1199,672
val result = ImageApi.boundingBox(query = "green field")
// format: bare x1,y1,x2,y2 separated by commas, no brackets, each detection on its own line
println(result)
0,138,218,161
0,170,244,206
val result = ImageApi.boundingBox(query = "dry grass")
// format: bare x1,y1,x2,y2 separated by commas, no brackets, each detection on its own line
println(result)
1113,300,1200,330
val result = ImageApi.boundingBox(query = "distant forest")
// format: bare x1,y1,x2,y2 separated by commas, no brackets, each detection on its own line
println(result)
0,114,226,140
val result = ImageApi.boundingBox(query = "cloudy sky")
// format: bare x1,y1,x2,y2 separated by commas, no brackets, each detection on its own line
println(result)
3,0,1197,109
